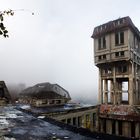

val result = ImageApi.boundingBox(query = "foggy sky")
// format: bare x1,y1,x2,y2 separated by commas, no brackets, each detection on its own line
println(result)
0,0,140,103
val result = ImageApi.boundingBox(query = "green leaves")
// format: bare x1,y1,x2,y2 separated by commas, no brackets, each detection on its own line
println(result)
0,9,14,38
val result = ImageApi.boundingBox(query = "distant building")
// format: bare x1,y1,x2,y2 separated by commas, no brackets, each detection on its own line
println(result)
0,81,11,105
91,16,140,138
19,82,71,107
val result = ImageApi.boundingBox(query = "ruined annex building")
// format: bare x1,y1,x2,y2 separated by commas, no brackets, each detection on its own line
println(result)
19,82,71,106
0,81,11,105
91,16,140,138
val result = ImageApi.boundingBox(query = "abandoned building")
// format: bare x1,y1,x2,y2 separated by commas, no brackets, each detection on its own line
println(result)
0,81,11,105
15,16,140,139
19,82,71,107
91,16,140,138
50,106,98,132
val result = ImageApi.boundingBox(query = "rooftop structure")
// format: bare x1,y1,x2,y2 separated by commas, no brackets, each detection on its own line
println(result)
19,82,71,107
92,16,140,105
91,16,140,138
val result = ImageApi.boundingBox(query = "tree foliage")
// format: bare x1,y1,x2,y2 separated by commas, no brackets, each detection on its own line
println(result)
0,9,14,38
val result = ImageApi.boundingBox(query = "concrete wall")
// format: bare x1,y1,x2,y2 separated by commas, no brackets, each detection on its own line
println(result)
19,97,67,107
52,107,98,132
99,117,140,139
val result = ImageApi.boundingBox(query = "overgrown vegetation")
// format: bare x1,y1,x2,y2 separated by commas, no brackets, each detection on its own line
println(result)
0,9,14,37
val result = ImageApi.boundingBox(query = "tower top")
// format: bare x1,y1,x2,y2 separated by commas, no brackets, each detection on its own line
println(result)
91,16,140,39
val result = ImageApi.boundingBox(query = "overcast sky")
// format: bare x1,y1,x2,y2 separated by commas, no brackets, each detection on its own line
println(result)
0,0,140,103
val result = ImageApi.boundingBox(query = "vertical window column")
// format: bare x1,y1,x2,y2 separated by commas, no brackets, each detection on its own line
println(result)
115,31,124,45
98,36,106,50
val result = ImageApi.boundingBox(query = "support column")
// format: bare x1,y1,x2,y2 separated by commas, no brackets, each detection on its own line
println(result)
113,66,117,105
115,121,119,135
110,80,114,104
122,122,131,137
100,119,104,133
106,120,112,134
129,63,134,105
129,77,134,105
118,82,122,105
99,69,103,104
104,80,108,104
135,122,140,138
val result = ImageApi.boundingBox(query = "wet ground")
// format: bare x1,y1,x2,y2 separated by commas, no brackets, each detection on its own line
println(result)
0,105,96,140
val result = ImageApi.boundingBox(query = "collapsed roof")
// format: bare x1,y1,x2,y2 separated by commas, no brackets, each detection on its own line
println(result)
19,82,71,100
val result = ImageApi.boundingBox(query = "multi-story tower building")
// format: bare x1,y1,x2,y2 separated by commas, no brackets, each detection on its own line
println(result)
91,17,140,138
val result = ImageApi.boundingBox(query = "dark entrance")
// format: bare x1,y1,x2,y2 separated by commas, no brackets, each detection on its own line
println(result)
103,119,106,133
118,121,122,135
131,122,135,137
112,120,115,134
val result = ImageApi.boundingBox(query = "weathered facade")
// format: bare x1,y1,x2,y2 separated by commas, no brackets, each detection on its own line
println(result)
92,16,140,138
19,82,71,107
51,106,98,132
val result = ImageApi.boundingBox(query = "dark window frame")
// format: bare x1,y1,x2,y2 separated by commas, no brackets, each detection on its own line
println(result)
98,55,106,61
115,31,124,46
115,51,125,57
118,65,127,73
98,36,106,50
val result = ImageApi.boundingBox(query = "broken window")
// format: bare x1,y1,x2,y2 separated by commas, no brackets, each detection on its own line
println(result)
103,55,106,59
93,113,96,127
103,37,106,48
98,55,106,61
115,51,125,57
120,51,124,56
115,52,119,57
120,32,124,44
118,66,127,73
78,116,82,127
103,68,112,74
73,117,76,126
115,31,124,45
98,38,101,49
99,56,101,60
67,118,71,125
98,36,106,50
115,33,119,45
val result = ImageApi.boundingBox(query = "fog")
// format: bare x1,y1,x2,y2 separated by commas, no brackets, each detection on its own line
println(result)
0,0,140,104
